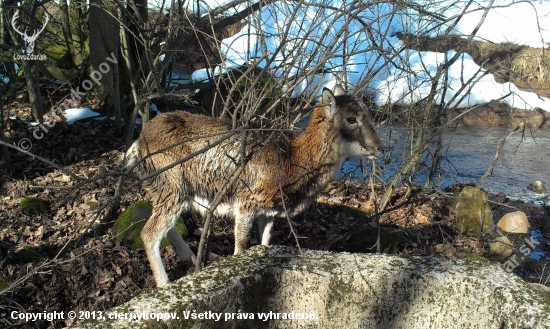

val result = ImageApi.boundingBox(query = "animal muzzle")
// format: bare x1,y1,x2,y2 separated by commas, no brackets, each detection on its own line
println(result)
373,145,384,158
366,149,383,160
360,141,384,160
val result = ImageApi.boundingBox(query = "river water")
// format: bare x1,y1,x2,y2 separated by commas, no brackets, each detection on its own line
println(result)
342,125,550,263
342,126,550,206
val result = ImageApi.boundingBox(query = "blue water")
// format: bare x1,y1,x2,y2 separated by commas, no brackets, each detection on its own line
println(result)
341,125,550,263
531,229,550,263
341,125,550,205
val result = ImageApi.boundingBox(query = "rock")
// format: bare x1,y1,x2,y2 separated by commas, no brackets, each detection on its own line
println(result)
20,197,48,215
528,181,547,194
114,202,188,250
489,235,514,260
71,246,550,329
449,186,494,234
530,283,550,299
497,211,530,234
448,102,550,129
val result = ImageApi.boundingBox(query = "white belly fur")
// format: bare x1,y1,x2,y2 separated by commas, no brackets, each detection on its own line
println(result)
191,195,233,217
190,195,282,218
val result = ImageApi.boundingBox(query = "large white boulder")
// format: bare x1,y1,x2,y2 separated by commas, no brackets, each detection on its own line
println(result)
71,246,550,329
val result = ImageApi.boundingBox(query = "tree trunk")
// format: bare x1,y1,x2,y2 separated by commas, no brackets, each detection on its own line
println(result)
59,0,77,66
127,0,148,58
0,85,11,176
136,0,148,19
7,2,44,122
69,0,86,63
89,0,121,134
0,0,5,45
120,7,139,141
160,0,183,88
21,60,43,122
122,0,151,125
0,0,15,77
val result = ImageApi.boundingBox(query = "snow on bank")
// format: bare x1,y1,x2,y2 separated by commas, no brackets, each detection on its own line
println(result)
62,103,161,125
191,0,550,111
63,108,102,125
401,1,550,48
8,102,159,127
372,50,549,110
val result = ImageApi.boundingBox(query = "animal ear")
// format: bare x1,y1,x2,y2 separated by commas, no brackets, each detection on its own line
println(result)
333,84,347,96
322,87,338,119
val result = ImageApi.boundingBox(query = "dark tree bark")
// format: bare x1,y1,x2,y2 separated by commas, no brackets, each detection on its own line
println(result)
59,0,77,66
89,0,121,134
9,2,45,122
69,0,86,63
126,0,147,64
18,60,43,123
0,84,11,176
0,0,14,77
0,0,5,45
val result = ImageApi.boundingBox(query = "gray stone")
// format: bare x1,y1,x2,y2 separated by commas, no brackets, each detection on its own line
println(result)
497,211,530,234
71,246,550,329
489,235,514,260
449,186,494,234
530,283,550,299
528,181,547,194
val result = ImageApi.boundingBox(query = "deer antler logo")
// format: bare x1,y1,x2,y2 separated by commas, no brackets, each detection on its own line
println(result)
11,10,49,54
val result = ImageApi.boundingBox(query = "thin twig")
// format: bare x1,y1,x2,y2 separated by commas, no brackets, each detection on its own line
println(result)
476,123,524,188
276,146,302,255
369,159,381,253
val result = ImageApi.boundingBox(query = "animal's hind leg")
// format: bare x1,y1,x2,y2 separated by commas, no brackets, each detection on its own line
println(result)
257,215,274,246
166,226,196,265
141,197,184,287
141,211,172,287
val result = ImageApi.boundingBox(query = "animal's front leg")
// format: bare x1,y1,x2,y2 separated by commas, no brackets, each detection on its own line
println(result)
257,215,275,246
234,210,255,254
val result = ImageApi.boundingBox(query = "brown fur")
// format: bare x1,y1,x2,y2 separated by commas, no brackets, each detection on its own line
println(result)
125,85,383,286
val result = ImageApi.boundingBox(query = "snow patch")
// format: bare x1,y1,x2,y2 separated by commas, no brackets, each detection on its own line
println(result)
63,108,102,125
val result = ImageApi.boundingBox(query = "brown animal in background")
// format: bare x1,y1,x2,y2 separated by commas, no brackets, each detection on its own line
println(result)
125,85,383,287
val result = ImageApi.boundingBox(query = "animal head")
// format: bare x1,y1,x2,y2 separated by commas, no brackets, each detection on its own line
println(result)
322,85,383,160
11,10,49,54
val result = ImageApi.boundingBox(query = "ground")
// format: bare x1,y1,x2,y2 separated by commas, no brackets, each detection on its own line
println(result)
0,106,549,329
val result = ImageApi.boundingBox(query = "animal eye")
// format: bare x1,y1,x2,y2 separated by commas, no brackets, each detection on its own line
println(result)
346,117,357,124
